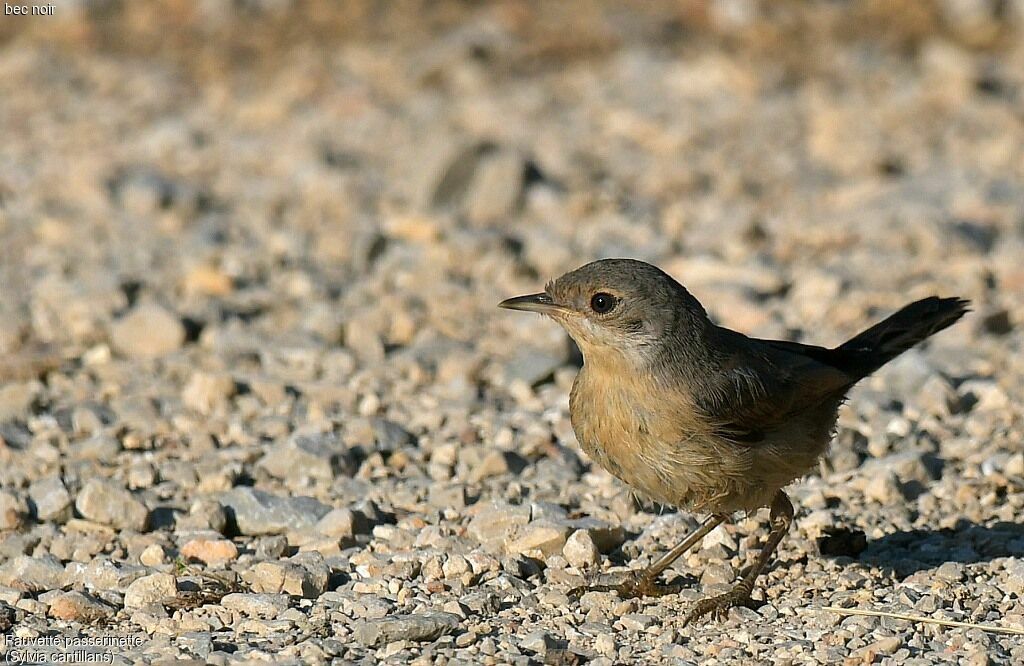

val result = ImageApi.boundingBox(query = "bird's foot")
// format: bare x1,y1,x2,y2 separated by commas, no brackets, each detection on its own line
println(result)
682,587,758,626
568,570,682,600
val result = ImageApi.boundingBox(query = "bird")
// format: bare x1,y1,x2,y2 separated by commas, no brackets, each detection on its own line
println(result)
498,258,969,624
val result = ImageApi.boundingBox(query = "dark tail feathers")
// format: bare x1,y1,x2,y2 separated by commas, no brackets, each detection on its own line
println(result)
836,296,970,377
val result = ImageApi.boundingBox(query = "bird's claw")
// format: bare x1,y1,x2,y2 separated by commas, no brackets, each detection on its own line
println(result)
682,587,758,626
568,570,682,600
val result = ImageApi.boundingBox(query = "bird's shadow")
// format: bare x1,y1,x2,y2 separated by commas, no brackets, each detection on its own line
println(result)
820,519,1024,577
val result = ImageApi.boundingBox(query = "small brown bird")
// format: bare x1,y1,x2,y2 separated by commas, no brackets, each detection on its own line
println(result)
499,258,968,624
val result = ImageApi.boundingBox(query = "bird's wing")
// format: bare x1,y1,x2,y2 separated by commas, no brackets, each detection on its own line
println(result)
694,328,855,445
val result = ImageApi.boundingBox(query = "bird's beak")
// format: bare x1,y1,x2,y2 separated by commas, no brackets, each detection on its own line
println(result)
498,292,565,314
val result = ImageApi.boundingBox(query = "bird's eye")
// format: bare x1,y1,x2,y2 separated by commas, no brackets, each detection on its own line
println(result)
590,292,617,314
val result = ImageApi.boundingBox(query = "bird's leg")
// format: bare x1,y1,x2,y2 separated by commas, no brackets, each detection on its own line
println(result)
569,513,727,599
683,490,794,625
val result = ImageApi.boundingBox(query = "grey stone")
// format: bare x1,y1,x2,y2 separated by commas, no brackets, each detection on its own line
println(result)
177,498,229,534
124,572,177,609
353,612,461,646
218,488,331,536
371,418,415,452
28,476,73,522
0,555,65,593
246,552,329,598
467,502,532,549
316,507,371,538
0,491,29,530
108,303,186,358
258,430,357,482
75,479,149,531
465,148,526,224
220,593,291,618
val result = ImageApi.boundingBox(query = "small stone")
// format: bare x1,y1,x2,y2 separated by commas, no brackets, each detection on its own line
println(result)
139,544,166,566
862,451,942,486
75,479,149,532
594,632,616,657
702,524,738,552
465,148,526,224
370,418,415,452
124,572,177,609
247,553,329,598
505,521,571,557
182,371,236,414
442,554,471,579
108,303,186,358
0,382,39,421
220,593,290,618
353,612,461,646
177,498,229,534
700,563,735,586
1003,560,1024,595
619,613,657,631
182,265,233,296
468,449,512,483
316,508,371,538
504,347,564,388
934,561,965,583
28,476,73,522
48,591,113,623
258,431,357,482
218,488,331,536
181,538,239,565
0,555,65,593
0,491,29,530
1006,453,1024,477
254,535,289,560
561,518,627,553
863,470,903,504
858,635,902,659
520,631,559,659
563,530,600,568
467,502,531,549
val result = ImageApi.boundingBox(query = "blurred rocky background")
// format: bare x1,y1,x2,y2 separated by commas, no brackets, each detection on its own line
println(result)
0,1,1022,663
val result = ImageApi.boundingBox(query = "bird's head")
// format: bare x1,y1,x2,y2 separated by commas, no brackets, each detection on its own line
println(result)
499,258,707,366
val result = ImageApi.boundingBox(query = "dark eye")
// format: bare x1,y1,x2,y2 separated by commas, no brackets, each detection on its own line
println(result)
590,292,617,314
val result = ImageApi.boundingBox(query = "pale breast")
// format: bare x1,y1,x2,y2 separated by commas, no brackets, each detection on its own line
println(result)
569,362,715,508
568,362,838,513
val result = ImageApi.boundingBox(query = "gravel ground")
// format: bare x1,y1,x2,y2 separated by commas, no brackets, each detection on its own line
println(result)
1,1,1023,664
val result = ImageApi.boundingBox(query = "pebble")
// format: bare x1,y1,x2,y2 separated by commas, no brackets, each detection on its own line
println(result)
48,591,114,622
352,612,462,646
217,488,331,536
139,544,166,566
258,431,357,482
124,573,177,609
28,476,73,522
0,555,65,593
108,303,186,358
246,554,329,598
75,479,150,532
180,538,239,565
220,593,291,618
563,529,601,568
467,502,532,549
505,521,571,557
0,491,29,530
316,507,371,538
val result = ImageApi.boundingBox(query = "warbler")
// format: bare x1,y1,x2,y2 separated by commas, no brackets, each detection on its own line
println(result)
500,258,968,623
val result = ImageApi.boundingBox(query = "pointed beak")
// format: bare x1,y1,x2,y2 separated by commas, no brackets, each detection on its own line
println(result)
498,292,565,314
